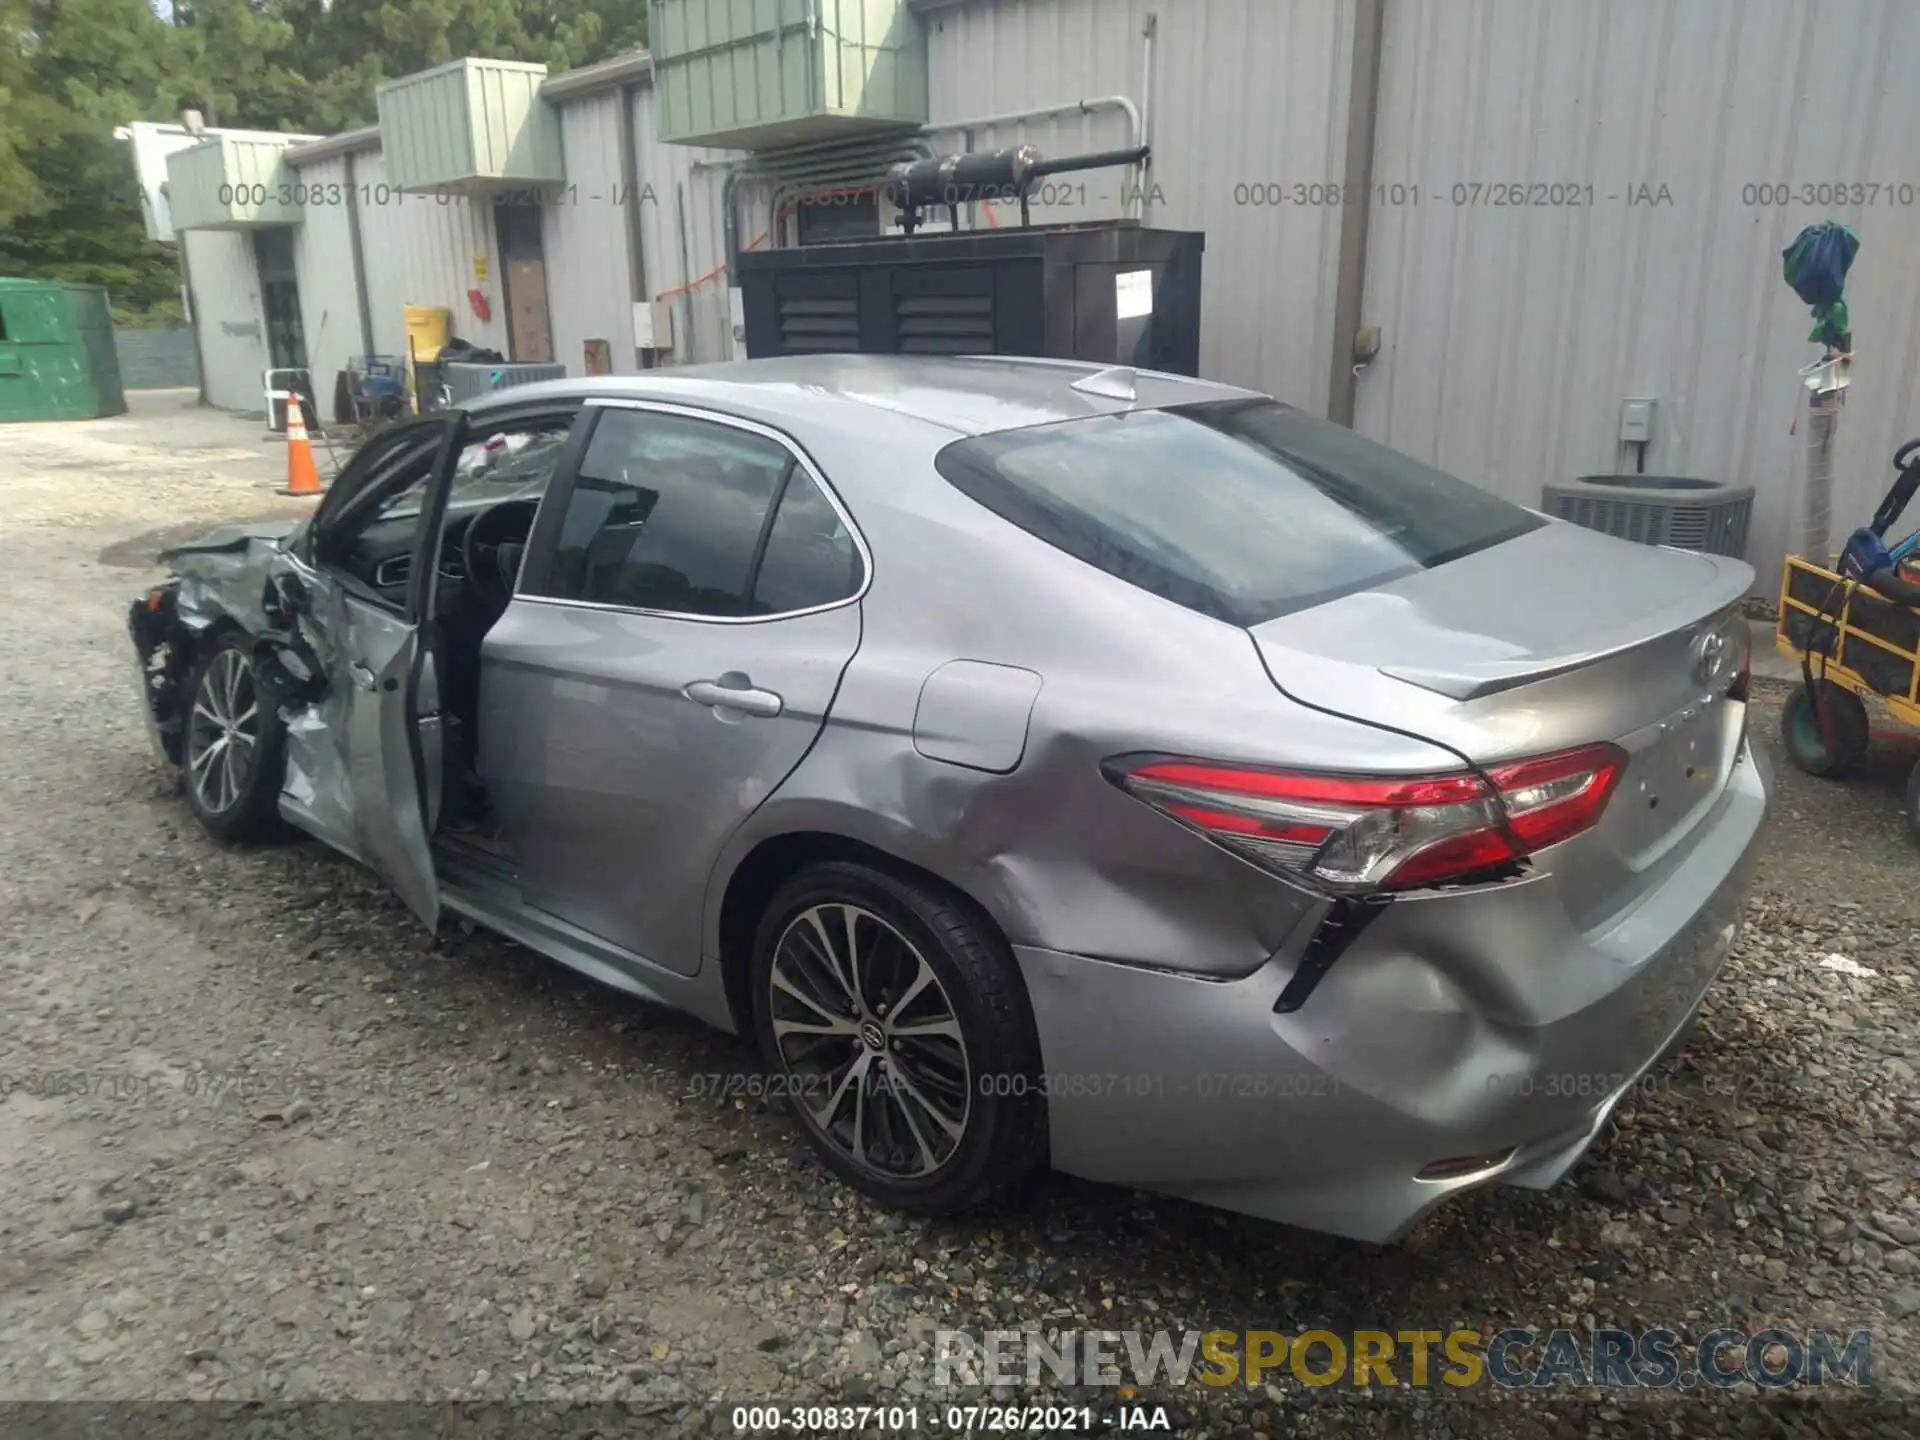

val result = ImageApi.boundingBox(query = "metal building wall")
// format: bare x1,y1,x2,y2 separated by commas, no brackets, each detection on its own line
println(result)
356,152,408,359
629,83,753,365
288,154,364,408
182,228,267,412
1354,0,1920,587
543,91,638,374
354,150,513,360
920,0,1354,413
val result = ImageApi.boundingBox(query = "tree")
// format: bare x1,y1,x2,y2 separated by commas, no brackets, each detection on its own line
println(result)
1,0,650,317
0,0,42,234
1,1,195,311
274,1,647,132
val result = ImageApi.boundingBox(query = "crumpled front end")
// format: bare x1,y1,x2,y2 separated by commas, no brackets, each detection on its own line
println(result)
126,521,317,771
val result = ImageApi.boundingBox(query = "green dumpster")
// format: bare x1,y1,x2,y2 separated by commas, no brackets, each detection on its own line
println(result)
0,279,129,421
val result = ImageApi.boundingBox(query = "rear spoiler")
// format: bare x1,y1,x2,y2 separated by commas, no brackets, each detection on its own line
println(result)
1381,555,1752,702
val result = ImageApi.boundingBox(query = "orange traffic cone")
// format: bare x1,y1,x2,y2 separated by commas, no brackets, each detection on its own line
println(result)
278,399,323,497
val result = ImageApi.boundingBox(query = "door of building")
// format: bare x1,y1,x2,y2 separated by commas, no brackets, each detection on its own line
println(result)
251,227,308,373
495,198,555,364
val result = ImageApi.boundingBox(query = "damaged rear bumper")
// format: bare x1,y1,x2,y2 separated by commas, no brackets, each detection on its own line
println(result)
1011,742,1768,1243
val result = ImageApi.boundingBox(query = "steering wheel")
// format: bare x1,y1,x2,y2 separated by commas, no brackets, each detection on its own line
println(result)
460,499,539,603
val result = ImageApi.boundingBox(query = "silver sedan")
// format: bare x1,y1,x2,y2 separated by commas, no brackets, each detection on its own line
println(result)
128,355,1768,1241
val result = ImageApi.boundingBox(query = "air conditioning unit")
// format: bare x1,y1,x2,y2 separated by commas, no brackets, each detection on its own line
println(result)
442,361,565,404
1542,475,1753,559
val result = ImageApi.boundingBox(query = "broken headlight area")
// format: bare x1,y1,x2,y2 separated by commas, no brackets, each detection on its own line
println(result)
128,582,192,766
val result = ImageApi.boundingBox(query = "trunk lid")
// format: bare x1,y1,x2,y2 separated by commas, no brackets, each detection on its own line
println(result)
1249,521,1753,920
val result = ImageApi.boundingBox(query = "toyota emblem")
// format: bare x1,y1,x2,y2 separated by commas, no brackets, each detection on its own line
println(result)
1691,627,1729,687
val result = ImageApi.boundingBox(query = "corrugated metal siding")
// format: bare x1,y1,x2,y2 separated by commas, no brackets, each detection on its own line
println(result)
289,154,363,406
650,0,814,144
543,92,637,373
1354,0,1920,586
168,135,306,230
630,84,753,364
183,228,267,411
355,151,513,359
379,60,562,191
922,0,1353,412
467,61,565,182
377,64,476,191
651,0,929,147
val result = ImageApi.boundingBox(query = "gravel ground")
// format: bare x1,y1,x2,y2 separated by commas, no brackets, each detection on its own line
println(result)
1,393,1918,1438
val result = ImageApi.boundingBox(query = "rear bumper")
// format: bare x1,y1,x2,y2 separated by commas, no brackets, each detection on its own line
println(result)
1014,740,1769,1243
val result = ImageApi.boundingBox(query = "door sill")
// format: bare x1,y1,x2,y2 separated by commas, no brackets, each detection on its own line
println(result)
431,827,519,882
439,867,674,1002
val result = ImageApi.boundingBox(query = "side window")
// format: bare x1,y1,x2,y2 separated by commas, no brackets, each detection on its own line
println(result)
448,427,573,507
311,423,442,537
547,410,793,618
313,436,442,573
749,470,863,614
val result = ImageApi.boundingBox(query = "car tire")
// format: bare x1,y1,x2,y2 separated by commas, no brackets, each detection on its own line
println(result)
750,860,1046,1215
1905,761,1920,847
1780,680,1869,778
182,631,289,844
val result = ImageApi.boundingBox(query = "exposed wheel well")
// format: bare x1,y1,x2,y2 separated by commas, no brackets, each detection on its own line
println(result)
716,832,1011,1037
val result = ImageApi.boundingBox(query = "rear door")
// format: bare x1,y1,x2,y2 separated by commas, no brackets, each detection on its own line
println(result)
479,401,866,975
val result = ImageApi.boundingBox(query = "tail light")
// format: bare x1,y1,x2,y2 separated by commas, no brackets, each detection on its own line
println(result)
1111,742,1626,893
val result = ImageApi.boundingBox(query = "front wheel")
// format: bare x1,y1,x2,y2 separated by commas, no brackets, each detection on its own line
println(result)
750,860,1045,1214
183,632,288,843
1781,680,1869,778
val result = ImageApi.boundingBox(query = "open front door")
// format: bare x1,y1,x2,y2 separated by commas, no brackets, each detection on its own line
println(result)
340,593,441,926
317,414,468,928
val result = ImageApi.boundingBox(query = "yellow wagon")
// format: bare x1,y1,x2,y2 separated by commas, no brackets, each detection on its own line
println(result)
1775,553,1920,809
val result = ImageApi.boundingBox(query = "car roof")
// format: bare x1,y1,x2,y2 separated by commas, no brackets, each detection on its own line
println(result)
465,353,1261,438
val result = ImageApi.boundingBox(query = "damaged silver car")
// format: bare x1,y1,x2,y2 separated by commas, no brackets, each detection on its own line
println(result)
130,356,1769,1240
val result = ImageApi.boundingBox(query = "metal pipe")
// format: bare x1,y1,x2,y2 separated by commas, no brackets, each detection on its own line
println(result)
618,81,653,368
1139,14,1158,223
927,95,1143,155
1023,145,1151,180
675,181,695,364
722,171,741,289
343,150,376,359
1326,0,1386,428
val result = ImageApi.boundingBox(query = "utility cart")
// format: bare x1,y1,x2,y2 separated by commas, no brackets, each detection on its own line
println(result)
1775,438,1920,833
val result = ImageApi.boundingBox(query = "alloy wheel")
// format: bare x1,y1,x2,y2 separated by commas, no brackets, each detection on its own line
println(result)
186,647,259,816
767,903,972,1180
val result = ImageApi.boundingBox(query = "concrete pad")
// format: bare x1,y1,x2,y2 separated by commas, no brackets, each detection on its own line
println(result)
1751,617,1800,683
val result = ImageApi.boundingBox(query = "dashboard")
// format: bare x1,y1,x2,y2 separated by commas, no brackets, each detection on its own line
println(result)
336,501,535,610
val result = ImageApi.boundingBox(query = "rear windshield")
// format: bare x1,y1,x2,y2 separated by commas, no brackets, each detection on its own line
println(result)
933,399,1542,625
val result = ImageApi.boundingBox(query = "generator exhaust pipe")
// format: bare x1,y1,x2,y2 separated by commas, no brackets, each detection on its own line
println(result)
885,145,1152,233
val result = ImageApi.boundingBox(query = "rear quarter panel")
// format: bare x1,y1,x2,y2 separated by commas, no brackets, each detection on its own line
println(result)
705,412,1472,978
